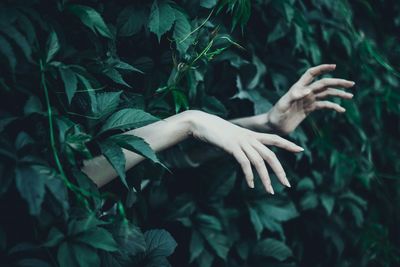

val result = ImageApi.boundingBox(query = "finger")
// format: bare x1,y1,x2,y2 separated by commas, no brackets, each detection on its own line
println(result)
232,148,254,188
310,78,355,92
252,140,291,188
298,64,337,85
315,88,354,100
314,101,346,113
256,133,304,153
241,143,274,194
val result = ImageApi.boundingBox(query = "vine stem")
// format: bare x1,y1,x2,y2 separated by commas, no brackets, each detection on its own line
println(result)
39,60,94,204
40,60,69,183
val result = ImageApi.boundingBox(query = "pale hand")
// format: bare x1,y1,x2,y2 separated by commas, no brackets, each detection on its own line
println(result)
186,110,304,194
256,64,355,134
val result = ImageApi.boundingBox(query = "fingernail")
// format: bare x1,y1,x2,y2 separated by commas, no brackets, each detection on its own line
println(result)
332,64,337,68
297,147,304,152
351,81,356,86
269,185,275,195
250,180,255,188
284,178,291,188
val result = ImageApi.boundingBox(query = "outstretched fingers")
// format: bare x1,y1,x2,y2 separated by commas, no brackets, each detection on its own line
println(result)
315,88,354,99
256,133,304,153
252,141,291,188
310,78,355,93
232,147,254,188
241,143,274,194
314,101,346,112
298,64,337,85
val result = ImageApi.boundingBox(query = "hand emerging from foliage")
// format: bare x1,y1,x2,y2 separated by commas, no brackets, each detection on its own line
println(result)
246,64,355,135
186,110,304,194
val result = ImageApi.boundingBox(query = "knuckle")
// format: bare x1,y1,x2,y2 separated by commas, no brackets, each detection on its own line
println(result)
253,158,264,167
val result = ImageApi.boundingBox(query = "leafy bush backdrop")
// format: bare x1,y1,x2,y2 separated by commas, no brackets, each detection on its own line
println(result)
0,0,399,266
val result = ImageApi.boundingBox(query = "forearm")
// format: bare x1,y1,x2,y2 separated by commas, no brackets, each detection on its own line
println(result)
229,112,274,133
82,111,194,187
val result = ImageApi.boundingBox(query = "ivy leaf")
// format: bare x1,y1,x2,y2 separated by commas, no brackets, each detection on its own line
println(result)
24,95,42,115
189,230,204,263
100,108,159,134
320,194,335,215
44,228,65,247
173,10,192,55
59,67,78,104
117,6,147,37
200,0,218,8
110,134,160,164
15,164,46,216
75,227,118,252
57,242,78,267
252,238,293,261
148,0,176,42
0,35,16,71
248,206,263,239
57,242,100,267
46,31,59,63
0,25,32,61
99,140,127,187
144,229,177,258
93,91,122,118
103,68,131,88
67,4,112,39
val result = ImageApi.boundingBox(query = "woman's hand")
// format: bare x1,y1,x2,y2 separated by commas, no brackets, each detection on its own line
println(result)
233,64,355,135
186,110,304,194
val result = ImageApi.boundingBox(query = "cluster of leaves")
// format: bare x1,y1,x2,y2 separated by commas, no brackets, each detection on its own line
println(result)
0,0,399,267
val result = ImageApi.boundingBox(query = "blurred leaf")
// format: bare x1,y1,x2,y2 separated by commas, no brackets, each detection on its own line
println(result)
67,4,112,38
252,238,293,261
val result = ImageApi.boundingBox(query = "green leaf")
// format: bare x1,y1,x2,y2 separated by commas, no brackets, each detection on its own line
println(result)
300,192,319,210
117,6,147,37
99,140,127,187
24,96,42,115
59,67,78,104
75,227,118,252
46,31,59,63
189,230,204,263
103,68,131,88
320,194,335,215
201,0,218,8
252,238,293,261
57,242,79,267
196,214,230,259
248,206,263,239
16,259,52,267
172,89,189,113
1,25,32,61
148,1,176,42
67,4,112,39
93,91,122,118
44,228,65,247
173,10,193,55
15,164,46,216
144,229,177,258
110,134,159,164
100,108,159,134
73,243,100,267
0,35,16,72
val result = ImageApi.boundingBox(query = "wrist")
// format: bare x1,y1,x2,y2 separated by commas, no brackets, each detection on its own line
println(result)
179,110,205,137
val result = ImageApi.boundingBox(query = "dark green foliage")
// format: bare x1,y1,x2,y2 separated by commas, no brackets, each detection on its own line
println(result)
0,0,399,267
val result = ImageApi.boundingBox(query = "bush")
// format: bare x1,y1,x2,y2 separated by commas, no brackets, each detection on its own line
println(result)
0,0,399,266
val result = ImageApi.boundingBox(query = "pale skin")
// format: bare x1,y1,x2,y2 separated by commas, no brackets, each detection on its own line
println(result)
82,64,355,194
